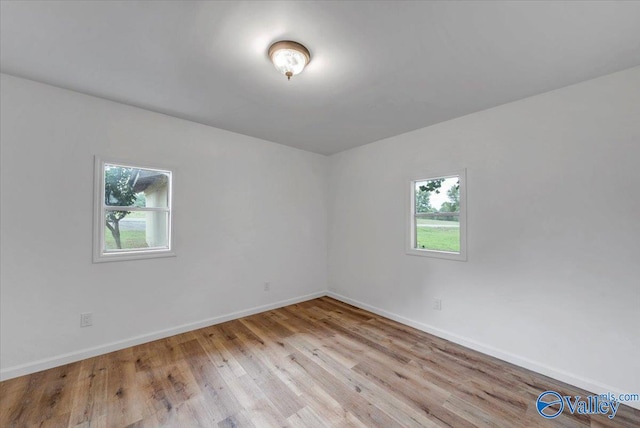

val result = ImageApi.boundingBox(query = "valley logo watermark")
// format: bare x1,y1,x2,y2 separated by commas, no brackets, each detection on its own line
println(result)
536,390,638,420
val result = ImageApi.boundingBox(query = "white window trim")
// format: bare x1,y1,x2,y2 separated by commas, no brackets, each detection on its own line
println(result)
406,168,467,261
93,156,175,263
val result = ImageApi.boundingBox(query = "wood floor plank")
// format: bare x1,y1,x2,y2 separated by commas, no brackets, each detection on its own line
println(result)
286,333,441,428
312,298,375,324
218,409,257,428
352,358,476,428
196,327,248,384
104,348,143,427
68,355,109,426
442,394,511,428
237,319,305,397
288,350,401,427
178,338,243,423
267,339,368,427
171,395,219,428
287,405,330,428
1,297,639,427
0,370,47,426
223,374,289,427
218,324,305,419
320,317,412,364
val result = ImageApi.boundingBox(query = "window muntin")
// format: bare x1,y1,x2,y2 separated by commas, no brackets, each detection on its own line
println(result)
94,158,174,262
407,169,466,261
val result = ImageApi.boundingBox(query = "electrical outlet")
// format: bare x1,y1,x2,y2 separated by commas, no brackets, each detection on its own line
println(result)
433,299,442,311
80,312,93,327
264,282,271,291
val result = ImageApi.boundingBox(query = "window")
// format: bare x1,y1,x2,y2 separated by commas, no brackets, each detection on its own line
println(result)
407,169,466,260
93,157,174,262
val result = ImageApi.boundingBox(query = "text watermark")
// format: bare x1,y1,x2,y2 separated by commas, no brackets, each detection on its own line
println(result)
536,391,639,420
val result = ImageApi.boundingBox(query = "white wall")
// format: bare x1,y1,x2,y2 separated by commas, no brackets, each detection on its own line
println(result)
0,74,328,378
327,67,640,399
2,67,639,404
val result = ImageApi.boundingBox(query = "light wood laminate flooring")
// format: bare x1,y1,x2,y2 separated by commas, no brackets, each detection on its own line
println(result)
1,297,638,427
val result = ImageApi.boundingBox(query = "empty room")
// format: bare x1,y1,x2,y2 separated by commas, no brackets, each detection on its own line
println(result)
1,1,639,427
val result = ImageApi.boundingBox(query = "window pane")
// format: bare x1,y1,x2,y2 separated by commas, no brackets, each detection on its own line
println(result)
416,213,460,252
105,164,169,208
415,176,460,252
104,211,169,251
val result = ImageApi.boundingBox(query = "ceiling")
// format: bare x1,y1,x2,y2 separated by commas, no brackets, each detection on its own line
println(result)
2,1,640,155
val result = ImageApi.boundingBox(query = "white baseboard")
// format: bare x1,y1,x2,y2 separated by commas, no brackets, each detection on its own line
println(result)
326,291,640,411
0,291,325,381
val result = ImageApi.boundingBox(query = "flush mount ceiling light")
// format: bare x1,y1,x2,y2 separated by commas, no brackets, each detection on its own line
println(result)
268,40,311,80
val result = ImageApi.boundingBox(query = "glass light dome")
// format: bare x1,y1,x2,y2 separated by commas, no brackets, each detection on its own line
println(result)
268,41,311,80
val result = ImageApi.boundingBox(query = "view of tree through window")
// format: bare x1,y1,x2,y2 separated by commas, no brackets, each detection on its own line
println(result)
102,163,171,253
414,176,460,252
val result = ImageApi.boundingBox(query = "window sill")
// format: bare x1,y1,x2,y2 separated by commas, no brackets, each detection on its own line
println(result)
93,250,176,263
406,248,467,261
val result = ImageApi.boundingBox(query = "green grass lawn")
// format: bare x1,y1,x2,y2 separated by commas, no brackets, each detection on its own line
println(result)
416,226,460,252
104,229,148,250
